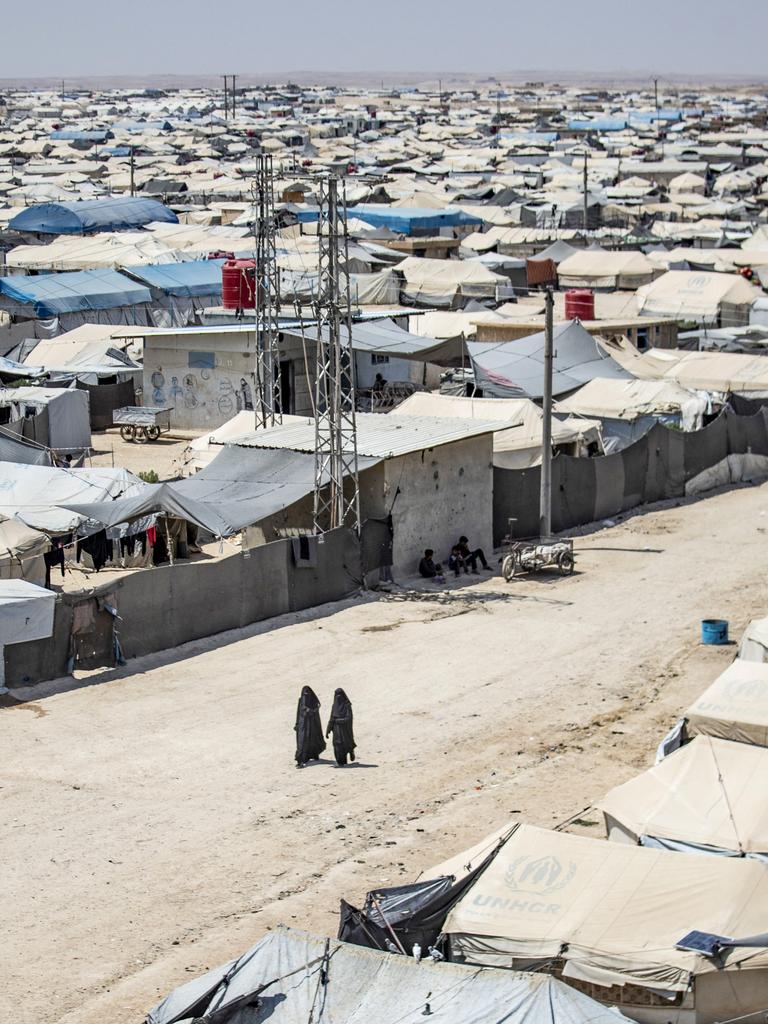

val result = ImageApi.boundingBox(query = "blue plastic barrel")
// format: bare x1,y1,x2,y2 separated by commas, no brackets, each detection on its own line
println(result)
701,619,729,645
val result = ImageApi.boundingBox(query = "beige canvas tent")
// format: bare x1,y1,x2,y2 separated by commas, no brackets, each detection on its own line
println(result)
434,822,768,1024
738,617,768,663
396,256,507,305
395,392,602,468
636,271,759,325
555,378,707,427
556,250,657,290
598,735,768,858
685,659,768,746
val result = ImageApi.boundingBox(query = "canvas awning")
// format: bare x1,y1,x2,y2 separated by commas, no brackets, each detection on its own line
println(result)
64,445,381,537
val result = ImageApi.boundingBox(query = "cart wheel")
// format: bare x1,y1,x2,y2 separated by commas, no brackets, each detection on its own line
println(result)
146,424,160,441
119,424,136,442
501,554,518,581
134,426,149,444
558,550,574,576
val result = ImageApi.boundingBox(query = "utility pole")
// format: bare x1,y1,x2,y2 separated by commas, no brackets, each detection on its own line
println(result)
582,150,589,232
129,145,135,197
222,75,229,120
231,74,237,118
252,154,281,428
539,287,554,540
313,175,360,535
654,77,663,159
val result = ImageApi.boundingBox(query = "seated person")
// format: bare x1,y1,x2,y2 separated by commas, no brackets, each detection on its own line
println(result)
449,535,491,576
418,549,444,581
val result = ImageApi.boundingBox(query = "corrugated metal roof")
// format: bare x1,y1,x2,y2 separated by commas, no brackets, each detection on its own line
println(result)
230,413,504,459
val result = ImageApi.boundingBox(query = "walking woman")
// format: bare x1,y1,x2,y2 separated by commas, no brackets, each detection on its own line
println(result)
294,686,326,768
326,688,356,767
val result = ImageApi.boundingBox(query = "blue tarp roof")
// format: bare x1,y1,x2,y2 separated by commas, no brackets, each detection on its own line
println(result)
124,260,225,298
49,130,112,142
0,270,152,317
0,355,44,379
569,119,628,132
8,197,178,235
343,204,483,234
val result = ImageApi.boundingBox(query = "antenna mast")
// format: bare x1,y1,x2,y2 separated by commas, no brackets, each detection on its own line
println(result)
252,154,281,427
312,175,360,534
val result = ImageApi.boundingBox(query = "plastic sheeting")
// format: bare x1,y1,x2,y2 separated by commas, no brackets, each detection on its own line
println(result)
0,580,55,645
0,462,145,533
8,197,178,235
64,446,381,537
344,205,483,234
686,659,768,747
0,270,152,317
469,321,630,399
123,259,225,298
146,926,631,1024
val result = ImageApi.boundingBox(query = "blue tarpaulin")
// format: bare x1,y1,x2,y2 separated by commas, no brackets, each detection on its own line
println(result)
8,197,178,235
345,205,483,234
49,130,112,142
568,119,628,132
124,260,225,298
0,270,152,317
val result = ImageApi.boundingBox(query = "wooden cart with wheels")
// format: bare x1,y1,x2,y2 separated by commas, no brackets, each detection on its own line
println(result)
113,407,171,444
500,520,575,582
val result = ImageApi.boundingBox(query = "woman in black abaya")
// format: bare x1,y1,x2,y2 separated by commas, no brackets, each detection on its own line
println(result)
294,686,326,767
326,688,356,767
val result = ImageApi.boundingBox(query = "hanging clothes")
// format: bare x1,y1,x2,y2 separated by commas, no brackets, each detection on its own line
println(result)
294,686,326,767
43,536,66,588
76,531,112,572
326,688,356,766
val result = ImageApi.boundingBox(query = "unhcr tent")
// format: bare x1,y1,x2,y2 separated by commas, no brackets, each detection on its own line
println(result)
685,659,768,746
739,617,768,662
557,250,657,290
468,321,630,399
436,823,768,1020
636,271,759,325
598,735,768,859
8,197,178,235
344,205,482,234
146,926,630,1024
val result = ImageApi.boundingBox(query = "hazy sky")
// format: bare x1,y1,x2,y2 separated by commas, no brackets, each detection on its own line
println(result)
2,0,764,79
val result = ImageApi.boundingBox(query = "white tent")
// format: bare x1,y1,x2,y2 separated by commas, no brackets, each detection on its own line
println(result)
436,822,768,1022
0,579,55,690
146,926,632,1024
598,735,768,859
555,377,709,429
0,519,49,586
738,617,768,662
396,256,507,306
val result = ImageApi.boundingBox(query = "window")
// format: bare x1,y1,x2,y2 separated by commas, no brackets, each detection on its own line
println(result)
371,354,390,365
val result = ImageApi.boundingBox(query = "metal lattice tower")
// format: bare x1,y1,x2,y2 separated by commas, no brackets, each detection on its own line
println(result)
252,154,281,428
312,175,360,535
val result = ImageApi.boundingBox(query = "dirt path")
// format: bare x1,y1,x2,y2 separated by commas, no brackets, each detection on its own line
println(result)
2,482,767,1024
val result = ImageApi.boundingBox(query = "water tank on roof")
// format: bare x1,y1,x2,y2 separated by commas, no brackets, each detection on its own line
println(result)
222,259,256,310
565,289,595,322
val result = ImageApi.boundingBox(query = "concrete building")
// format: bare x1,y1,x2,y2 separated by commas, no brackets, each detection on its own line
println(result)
234,414,499,577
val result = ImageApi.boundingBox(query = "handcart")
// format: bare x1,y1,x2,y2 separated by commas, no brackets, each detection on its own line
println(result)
500,521,575,581
113,406,172,444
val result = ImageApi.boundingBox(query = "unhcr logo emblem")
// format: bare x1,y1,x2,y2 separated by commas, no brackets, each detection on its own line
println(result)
503,855,576,896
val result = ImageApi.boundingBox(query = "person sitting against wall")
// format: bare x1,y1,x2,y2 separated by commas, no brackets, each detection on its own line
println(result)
449,535,491,577
418,548,445,583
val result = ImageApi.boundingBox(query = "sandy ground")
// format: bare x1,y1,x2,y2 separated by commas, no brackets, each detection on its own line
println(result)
3,481,768,1024
88,429,193,480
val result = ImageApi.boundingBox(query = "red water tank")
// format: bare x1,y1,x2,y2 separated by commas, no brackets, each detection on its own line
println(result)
565,289,595,322
222,259,256,310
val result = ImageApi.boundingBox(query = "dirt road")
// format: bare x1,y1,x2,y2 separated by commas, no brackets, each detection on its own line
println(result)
3,482,767,1024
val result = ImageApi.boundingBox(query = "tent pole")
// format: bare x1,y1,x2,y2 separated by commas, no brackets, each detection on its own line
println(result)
164,516,174,566
539,287,554,540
